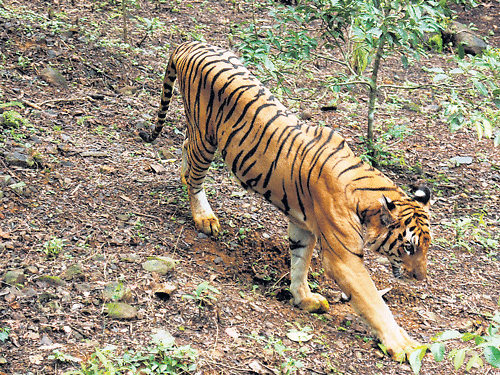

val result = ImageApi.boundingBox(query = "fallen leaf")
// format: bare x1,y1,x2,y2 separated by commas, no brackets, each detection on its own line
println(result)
29,354,43,365
150,163,166,174
225,327,240,340
286,329,313,343
0,228,10,239
248,359,273,374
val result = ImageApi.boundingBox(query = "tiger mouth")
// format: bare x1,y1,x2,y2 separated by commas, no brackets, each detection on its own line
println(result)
391,263,403,279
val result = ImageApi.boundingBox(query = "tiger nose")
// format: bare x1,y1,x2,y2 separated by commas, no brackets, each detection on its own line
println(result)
413,268,427,281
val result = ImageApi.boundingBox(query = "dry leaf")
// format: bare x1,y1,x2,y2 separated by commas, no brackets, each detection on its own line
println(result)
225,327,240,340
248,359,273,374
0,228,10,239
150,163,166,174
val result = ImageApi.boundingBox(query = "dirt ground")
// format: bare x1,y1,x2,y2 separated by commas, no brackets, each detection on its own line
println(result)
1,1,499,374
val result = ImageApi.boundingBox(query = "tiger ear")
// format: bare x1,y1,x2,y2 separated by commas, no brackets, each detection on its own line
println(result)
414,186,431,209
379,195,398,226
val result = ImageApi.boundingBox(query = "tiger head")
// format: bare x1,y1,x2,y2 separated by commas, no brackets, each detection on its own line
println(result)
368,186,431,281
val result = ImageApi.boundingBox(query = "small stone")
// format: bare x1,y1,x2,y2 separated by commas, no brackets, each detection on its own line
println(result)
105,302,137,320
38,292,58,302
121,253,140,263
37,275,66,287
142,257,176,275
5,152,35,168
0,175,14,187
3,269,26,285
154,283,177,301
61,264,84,280
40,67,68,88
450,156,473,166
102,281,132,302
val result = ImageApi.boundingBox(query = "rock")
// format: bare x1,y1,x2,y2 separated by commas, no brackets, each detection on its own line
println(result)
3,269,26,285
450,156,473,166
105,302,137,319
61,264,84,280
40,67,68,88
154,283,177,301
0,175,14,187
121,253,141,263
142,257,176,275
102,281,133,302
9,181,31,197
80,151,108,158
38,292,58,302
4,151,35,168
37,275,66,287
446,22,487,56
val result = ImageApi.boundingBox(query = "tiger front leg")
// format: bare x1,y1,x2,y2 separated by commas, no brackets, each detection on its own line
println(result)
288,222,329,313
322,251,419,361
181,138,220,237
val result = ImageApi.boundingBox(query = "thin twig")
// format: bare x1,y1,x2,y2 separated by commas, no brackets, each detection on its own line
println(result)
132,211,164,222
172,225,184,257
21,100,42,110
37,96,93,106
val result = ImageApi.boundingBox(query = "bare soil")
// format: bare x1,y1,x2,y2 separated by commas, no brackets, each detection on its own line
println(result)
0,1,499,374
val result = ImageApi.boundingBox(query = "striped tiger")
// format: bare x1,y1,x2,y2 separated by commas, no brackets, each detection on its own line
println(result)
140,41,432,360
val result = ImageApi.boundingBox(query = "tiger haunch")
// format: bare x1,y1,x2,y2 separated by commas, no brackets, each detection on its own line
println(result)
141,41,432,361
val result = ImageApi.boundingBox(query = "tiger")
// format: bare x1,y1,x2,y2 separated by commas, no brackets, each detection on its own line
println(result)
140,41,432,360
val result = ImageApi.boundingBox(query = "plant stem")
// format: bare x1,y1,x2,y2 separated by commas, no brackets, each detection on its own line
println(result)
367,32,386,166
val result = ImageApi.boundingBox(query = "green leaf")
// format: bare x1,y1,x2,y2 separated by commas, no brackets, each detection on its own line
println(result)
430,342,445,362
401,54,409,68
472,78,489,96
453,348,467,370
466,353,483,371
438,330,462,341
484,346,500,368
458,43,465,59
409,347,427,374
433,73,448,83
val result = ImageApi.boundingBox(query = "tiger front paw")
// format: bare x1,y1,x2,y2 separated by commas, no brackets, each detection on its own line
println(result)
295,293,330,314
382,327,420,362
194,215,220,237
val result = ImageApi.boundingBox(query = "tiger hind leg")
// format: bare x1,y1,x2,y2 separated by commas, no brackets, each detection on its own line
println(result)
181,138,220,236
288,221,329,313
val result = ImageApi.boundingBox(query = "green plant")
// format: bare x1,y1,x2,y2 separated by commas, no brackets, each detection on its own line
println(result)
64,330,197,374
0,327,10,342
442,214,499,254
409,308,500,374
77,115,95,126
234,0,445,163
136,16,164,47
48,349,81,363
182,281,220,312
425,48,500,146
43,237,65,259
247,332,304,374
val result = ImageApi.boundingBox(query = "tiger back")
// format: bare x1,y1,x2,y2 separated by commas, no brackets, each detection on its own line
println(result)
140,41,432,361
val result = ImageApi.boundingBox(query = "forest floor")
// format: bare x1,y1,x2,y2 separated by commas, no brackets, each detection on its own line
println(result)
0,1,499,374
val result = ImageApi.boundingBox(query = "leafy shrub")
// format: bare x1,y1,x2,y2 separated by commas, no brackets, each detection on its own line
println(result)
410,306,500,374
63,330,197,374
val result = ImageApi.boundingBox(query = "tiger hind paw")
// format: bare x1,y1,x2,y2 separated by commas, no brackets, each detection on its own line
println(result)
296,293,329,314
